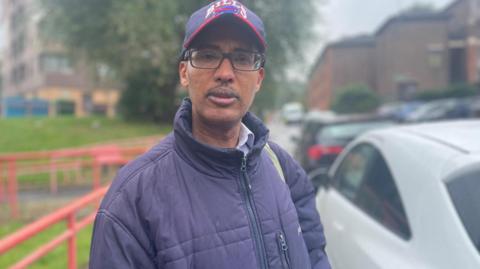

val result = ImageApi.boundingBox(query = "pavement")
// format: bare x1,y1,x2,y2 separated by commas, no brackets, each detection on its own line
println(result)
267,114,301,156
0,185,94,223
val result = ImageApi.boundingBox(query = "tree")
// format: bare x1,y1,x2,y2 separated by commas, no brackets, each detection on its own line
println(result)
41,0,319,122
415,83,478,101
41,0,183,122
332,84,380,114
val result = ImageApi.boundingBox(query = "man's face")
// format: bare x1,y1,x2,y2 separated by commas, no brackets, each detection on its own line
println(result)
179,22,265,128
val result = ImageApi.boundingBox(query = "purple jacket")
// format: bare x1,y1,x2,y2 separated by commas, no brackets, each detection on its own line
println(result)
89,99,331,269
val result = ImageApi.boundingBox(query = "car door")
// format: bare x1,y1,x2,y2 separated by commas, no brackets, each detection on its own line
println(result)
317,143,417,269
317,144,374,268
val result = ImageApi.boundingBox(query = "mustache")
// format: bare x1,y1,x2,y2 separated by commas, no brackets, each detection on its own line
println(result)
206,87,240,99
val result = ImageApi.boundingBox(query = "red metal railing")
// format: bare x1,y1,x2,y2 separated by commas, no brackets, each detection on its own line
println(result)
0,145,148,218
0,185,109,269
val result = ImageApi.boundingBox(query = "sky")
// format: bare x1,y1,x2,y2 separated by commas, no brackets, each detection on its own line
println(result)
0,3,3,51
288,0,454,80
319,0,452,42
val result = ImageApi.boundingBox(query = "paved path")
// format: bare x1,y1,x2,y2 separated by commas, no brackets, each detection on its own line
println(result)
1,185,95,223
267,114,301,155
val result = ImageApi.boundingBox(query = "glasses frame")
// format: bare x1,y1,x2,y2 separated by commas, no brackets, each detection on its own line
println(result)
184,48,265,71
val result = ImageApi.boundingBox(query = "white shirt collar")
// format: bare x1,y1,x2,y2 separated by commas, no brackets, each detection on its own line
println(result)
236,122,255,155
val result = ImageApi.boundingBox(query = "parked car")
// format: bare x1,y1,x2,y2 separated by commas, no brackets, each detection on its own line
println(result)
281,102,304,124
404,98,473,123
293,112,393,176
376,101,423,122
470,96,480,117
314,120,480,269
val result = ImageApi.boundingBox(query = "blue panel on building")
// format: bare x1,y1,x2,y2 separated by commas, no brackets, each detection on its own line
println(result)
3,97,49,118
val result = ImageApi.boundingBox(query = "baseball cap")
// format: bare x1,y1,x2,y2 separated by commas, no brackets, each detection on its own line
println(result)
182,0,267,55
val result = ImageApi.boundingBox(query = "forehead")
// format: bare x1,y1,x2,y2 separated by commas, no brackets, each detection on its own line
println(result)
190,19,259,51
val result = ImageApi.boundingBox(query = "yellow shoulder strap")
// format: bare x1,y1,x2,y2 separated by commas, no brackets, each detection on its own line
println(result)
264,143,286,183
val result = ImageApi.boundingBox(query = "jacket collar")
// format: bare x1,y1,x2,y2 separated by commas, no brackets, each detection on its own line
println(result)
173,98,269,177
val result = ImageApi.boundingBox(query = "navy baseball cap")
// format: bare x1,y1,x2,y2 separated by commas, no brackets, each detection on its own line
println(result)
182,0,266,55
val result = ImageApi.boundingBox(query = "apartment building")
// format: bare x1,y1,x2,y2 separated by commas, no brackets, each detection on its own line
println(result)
308,0,480,110
307,36,376,110
0,0,120,117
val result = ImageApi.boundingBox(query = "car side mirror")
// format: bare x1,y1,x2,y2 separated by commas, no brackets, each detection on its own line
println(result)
308,167,331,192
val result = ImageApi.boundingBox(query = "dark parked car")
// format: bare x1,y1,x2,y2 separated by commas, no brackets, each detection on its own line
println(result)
404,98,474,123
293,112,394,180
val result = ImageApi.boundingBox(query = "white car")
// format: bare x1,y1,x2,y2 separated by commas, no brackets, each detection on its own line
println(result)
315,120,480,269
281,102,304,124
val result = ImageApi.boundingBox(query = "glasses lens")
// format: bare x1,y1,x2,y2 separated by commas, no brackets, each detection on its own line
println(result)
230,51,254,70
189,49,263,71
191,49,222,69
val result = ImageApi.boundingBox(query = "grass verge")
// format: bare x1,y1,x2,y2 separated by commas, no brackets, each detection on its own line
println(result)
0,116,170,153
0,222,93,269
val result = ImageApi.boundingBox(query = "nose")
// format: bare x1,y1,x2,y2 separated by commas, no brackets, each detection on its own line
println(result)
214,57,235,84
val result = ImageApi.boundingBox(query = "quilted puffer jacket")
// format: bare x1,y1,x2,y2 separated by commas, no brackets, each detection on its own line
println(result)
89,98,331,269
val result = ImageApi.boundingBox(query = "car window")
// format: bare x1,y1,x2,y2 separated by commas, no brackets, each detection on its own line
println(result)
333,144,373,201
302,122,323,148
317,121,392,145
333,143,411,239
446,169,480,254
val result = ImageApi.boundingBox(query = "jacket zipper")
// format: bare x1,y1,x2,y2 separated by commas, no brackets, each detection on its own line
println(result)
240,155,268,269
276,232,291,269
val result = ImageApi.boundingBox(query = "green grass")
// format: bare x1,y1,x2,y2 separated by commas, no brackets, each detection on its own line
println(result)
0,117,171,269
17,169,93,188
0,116,171,153
0,116,168,266
17,172,76,187
0,221,93,269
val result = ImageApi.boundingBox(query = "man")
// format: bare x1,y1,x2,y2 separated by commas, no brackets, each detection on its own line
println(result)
89,1,331,268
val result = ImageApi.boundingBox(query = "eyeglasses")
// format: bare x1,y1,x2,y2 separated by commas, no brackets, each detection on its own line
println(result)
185,48,265,71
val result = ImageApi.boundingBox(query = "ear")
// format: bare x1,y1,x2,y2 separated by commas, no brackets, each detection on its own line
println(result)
254,68,265,93
179,61,189,88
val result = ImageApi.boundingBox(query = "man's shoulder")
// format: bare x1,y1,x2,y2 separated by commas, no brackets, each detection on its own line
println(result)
266,140,307,180
266,141,294,163
100,133,176,210
118,133,175,178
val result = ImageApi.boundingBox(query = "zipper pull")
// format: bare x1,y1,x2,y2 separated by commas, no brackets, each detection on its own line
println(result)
278,232,291,268
240,155,252,189
240,155,247,172
278,233,288,251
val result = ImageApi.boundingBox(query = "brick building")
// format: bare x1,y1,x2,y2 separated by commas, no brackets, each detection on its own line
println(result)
308,0,480,110
0,0,120,117
307,36,376,110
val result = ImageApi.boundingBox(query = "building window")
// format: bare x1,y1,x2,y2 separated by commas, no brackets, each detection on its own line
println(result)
9,5,26,33
396,80,418,101
10,32,25,59
10,63,26,85
39,53,73,74
427,46,443,69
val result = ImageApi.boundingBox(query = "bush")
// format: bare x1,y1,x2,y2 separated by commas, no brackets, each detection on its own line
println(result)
415,83,478,101
332,84,380,114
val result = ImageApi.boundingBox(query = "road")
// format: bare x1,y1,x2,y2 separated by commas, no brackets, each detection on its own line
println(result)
267,116,301,156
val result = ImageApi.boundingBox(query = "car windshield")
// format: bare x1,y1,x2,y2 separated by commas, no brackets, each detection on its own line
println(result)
316,121,392,145
282,103,303,114
446,168,480,254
